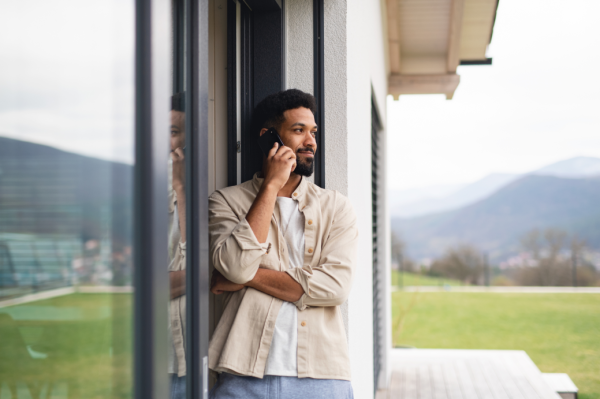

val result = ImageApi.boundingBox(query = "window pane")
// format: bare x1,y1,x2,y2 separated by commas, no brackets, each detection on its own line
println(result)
0,1,135,398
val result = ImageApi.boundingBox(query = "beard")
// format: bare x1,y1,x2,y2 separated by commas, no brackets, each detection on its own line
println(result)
294,148,314,177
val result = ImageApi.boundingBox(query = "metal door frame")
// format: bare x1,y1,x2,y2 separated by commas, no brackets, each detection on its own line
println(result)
134,0,210,398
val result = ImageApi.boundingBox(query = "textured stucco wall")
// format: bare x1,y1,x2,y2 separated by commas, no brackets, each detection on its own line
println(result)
323,0,348,197
285,0,313,93
345,0,374,395
345,0,390,396
285,0,316,185
322,0,351,369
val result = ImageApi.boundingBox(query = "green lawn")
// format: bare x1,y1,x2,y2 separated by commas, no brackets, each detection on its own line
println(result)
392,270,466,287
392,292,600,399
0,293,132,399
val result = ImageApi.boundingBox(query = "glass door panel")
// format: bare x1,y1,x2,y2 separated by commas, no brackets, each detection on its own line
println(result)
0,0,135,397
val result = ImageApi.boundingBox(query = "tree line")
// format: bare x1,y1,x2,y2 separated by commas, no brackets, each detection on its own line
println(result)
392,228,600,287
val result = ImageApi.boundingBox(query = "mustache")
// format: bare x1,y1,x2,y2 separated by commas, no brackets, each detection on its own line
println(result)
296,147,315,155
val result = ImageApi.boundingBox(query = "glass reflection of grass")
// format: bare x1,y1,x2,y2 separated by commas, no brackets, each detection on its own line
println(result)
392,270,466,287
0,293,132,399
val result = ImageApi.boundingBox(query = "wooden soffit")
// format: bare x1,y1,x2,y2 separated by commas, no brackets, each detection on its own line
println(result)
386,0,498,100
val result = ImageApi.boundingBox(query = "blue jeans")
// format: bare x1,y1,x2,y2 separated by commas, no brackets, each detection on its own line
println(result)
170,374,186,399
210,373,354,399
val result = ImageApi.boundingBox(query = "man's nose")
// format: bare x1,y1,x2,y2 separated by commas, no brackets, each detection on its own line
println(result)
304,132,317,149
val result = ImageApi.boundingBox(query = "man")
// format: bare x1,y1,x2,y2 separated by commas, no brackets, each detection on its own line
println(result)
208,89,358,399
168,92,187,399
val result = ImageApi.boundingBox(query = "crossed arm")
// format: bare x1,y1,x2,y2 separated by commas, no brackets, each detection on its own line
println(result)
211,268,303,303
170,173,304,302
210,180,304,303
169,143,304,302
176,254,304,302
175,186,356,306
209,187,357,311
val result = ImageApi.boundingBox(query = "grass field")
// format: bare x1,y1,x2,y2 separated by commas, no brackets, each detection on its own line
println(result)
0,293,132,399
391,271,466,287
392,292,600,399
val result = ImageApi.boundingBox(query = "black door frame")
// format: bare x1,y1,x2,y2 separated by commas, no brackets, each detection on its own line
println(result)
313,0,325,188
134,0,170,397
185,0,211,397
227,0,286,185
134,0,210,398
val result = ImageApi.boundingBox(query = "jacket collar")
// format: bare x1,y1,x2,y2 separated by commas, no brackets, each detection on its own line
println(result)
251,172,310,208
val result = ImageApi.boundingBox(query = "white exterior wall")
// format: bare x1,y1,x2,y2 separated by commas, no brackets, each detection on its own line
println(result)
285,0,316,187
285,0,313,93
286,1,391,397
345,0,390,397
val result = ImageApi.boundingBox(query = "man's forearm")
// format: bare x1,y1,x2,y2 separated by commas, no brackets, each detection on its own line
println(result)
170,270,186,299
246,268,304,303
175,187,186,243
245,184,278,243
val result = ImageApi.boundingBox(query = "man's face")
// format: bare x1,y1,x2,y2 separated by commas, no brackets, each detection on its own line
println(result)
277,107,317,176
170,110,186,151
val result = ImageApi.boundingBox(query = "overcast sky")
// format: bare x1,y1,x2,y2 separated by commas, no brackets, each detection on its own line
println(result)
0,0,134,164
1,0,598,179
387,0,600,191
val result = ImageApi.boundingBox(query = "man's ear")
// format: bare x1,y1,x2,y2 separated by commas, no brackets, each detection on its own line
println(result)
259,128,268,137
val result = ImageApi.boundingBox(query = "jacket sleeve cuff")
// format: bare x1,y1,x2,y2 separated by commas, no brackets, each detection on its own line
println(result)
292,294,309,311
286,268,310,311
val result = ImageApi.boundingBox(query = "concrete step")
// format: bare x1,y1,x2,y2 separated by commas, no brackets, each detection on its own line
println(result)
542,373,578,399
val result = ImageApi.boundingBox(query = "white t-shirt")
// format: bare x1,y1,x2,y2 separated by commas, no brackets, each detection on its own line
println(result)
264,197,305,376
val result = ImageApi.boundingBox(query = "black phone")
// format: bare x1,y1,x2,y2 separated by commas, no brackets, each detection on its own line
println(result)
258,128,284,156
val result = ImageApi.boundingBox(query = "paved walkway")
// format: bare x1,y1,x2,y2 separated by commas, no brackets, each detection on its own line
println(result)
376,349,561,399
0,285,133,308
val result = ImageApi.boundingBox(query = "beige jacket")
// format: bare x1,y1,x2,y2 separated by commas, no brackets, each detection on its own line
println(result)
168,190,187,377
208,174,358,381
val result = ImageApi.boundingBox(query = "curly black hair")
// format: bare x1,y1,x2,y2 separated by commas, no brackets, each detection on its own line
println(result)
171,92,185,112
251,89,317,135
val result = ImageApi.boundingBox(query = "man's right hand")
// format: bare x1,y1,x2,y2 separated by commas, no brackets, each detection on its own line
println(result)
263,143,296,191
246,143,297,244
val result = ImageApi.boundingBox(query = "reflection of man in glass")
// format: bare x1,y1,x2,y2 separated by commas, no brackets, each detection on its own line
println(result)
168,92,186,399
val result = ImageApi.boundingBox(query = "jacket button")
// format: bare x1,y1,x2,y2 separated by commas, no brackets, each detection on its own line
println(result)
301,321,306,327
308,220,313,225
293,192,298,197
308,248,313,254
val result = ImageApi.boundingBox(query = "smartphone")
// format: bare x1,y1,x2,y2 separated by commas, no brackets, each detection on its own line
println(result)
258,128,284,157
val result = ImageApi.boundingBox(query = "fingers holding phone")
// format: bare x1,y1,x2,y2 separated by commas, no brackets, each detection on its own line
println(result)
264,142,296,190
267,142,279,159
273,143,297,171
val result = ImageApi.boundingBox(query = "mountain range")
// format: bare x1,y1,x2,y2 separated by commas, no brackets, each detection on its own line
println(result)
391,157,600,262
390,157,600,218
0,136,133,243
